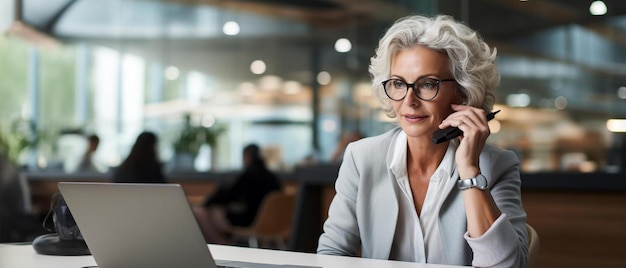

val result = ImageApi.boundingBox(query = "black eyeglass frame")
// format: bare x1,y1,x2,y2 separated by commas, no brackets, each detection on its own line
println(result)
381,78,456,101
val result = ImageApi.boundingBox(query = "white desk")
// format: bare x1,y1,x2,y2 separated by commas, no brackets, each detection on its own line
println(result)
0,243,467,268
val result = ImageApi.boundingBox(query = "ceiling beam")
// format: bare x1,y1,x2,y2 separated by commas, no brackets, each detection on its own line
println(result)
7,21,61,47
167,0,411,28
584,22,626,47
168,0,353,27
482,0,626,46
324,0,411,22
482,0,582,23
42,0,79,33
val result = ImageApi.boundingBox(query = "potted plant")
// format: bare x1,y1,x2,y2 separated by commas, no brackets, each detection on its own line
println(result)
0,118,42,166
172,116,225,171
173,124,224,156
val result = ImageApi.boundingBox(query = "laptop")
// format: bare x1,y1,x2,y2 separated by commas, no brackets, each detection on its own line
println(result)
58,182,313,268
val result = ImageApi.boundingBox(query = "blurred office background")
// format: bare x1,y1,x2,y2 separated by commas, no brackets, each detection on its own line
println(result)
0,0,624,173
0,0,625,267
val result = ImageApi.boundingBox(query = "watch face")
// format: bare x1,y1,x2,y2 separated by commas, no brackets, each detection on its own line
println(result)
457,174,489,190
475,174,488,189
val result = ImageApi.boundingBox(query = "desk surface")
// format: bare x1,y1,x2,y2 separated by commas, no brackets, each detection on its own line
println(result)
0,244,466,268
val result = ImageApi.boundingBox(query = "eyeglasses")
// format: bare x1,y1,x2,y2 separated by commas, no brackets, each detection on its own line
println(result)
382,77,455,101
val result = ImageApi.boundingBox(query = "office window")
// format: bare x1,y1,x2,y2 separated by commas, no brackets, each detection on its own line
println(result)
0,37,28,123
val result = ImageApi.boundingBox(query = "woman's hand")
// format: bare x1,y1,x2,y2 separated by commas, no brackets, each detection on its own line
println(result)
438,104,490,179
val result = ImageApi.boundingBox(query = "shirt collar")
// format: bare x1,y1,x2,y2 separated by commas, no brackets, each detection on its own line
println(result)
389,131,457,181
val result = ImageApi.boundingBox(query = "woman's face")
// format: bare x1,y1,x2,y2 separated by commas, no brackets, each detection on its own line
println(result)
389,45,459,140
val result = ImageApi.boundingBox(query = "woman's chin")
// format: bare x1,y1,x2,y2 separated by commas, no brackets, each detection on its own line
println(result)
401,127,435,140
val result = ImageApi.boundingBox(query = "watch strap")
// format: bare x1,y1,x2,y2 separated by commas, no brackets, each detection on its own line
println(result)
457,174,488,190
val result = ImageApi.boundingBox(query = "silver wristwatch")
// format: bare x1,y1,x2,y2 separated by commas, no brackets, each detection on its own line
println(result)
457,174,488,191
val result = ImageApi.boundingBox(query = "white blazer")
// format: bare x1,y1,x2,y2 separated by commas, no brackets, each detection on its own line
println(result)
318,127,529,267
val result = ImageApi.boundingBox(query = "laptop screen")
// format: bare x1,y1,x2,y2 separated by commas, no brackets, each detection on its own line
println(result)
59,182,218,268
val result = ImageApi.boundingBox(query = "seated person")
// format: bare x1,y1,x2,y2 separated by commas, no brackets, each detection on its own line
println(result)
193,144,282,244
75,134,101,173
113,131,166,183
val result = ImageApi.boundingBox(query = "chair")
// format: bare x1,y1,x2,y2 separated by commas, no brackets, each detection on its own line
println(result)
526,223,540,268
229,191,296,249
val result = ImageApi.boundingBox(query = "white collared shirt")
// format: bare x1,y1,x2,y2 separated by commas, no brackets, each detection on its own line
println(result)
388,131,458,264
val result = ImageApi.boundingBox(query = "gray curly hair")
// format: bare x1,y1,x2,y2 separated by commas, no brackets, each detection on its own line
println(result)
369,14,499,118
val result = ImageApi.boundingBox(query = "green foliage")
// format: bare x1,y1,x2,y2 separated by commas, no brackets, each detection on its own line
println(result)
0,37,70,164
0,119,40,164
173,122,225,155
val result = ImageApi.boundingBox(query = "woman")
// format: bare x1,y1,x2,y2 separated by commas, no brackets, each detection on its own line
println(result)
193,144,282,244
317,15,528,267
113,131,166,183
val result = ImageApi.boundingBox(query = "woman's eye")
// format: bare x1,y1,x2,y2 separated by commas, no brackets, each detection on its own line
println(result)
393,81,405,88
421,80,436,89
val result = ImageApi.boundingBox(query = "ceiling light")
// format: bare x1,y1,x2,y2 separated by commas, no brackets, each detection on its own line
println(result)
506,93,530,107
606,119,626,133
238,82,256,96
589,1,607,16
259,75,282,91
201,115,216,128
317,71,332,85
554,96,568,110
223,21,240,36
322,119,338,132
165,66,179,80
334,38,352,53
250,60,266,75
283,81,302,95
618,86,626,99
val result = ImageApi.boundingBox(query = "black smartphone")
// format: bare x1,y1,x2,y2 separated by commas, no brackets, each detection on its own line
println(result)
431,110,500,144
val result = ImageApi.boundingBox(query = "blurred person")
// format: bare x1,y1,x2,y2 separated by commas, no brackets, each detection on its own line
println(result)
193,143,282,244
317,15,528,267
113,131,166,183
0,154,47,242
75,134,101,173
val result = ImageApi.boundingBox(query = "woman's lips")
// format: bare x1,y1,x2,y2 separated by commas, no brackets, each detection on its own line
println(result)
403,114,427,123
